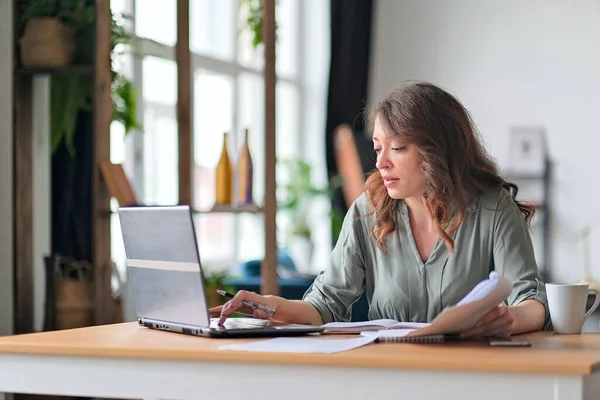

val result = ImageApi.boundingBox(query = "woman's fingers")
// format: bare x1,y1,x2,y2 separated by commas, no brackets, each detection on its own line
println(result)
208,305,223,315
461,306,514,338
485,327,512,338
217,290,265,325
467,316,508,337
473,306,503,328
209,302,253,317
252,308,272,320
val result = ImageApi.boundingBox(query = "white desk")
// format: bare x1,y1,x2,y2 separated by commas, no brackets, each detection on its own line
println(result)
0,322,599,400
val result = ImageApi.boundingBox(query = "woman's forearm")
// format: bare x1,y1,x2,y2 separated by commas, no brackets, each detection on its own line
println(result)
268,296,324,326
510,299,546,334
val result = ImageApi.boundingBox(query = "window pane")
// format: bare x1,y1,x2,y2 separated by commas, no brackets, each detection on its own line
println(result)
237,72,264,204
190,0,235,60
237,1,264,70
193,70,234,211
274,81,300,253
111,212,127,279
111,0,127,15
276,81,300,159
236,73,265,263
135,0,176,46
110,121,126,163
194,214,236,269
143,106,179,205
237,214,264,262
142,56,177,106
276,0,298,78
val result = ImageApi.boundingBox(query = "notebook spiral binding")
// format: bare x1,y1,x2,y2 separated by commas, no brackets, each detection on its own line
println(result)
376,334,448,344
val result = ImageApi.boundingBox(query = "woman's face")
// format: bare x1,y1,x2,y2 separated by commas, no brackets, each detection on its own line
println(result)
373,115,424,200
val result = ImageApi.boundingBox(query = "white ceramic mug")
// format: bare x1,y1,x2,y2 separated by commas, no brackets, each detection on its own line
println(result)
546,283,600,334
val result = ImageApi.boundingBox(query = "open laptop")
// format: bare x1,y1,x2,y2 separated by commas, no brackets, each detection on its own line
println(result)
117,205,324,338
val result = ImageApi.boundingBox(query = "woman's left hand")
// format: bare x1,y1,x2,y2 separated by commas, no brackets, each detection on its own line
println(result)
460,304,514,338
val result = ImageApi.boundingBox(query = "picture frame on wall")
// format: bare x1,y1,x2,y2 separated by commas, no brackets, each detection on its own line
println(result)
508,126,547,175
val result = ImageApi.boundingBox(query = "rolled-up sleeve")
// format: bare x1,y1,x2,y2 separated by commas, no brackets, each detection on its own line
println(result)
492,190,552,331
302,202,366,323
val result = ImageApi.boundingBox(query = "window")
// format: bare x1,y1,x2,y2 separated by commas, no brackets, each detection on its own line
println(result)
110,0,330,275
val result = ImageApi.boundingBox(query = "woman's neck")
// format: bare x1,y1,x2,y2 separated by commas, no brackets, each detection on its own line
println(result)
404,196,436,233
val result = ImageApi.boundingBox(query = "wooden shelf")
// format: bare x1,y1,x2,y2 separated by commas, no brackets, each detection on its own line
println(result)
195,203,263,214
15,65,94,76
504,161,552,281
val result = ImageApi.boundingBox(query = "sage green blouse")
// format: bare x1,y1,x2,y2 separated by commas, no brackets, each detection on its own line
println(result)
303,187,552,330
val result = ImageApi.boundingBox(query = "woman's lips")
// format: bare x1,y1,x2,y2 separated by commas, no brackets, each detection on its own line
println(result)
383,177,399,187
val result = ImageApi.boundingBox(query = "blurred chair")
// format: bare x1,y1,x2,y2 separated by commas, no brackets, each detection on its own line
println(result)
99,162,138,207
333,124,365,207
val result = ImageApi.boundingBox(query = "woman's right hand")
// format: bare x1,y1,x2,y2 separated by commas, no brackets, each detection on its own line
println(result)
209,290,280,325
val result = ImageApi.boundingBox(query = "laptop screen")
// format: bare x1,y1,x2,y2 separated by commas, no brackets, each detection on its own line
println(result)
118,205,211,328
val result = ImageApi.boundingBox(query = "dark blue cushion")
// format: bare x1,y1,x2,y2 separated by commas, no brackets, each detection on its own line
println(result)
237,249,297,277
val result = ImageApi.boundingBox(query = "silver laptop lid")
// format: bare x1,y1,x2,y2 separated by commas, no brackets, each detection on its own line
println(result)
117,205,210,327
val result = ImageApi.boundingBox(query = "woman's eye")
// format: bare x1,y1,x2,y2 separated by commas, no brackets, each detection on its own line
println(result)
374,148,381,154
391,146,407,152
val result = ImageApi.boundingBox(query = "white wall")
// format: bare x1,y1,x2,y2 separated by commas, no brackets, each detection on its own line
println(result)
32,77,51,332
301,0,331,272
370,0,600,284
0,0,14,336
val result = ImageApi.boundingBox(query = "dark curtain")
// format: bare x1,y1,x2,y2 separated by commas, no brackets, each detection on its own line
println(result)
325,0,376,240
51,110,93,263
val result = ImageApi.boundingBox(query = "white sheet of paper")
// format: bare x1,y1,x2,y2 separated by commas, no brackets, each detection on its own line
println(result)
371,329,416,338
219,335,378,354
322,319,399,330
321,319,429,333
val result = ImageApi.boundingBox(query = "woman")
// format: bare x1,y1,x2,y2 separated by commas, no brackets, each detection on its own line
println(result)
213,82,551,337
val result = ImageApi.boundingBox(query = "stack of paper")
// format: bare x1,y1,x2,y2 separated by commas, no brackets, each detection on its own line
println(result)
322,320,429,333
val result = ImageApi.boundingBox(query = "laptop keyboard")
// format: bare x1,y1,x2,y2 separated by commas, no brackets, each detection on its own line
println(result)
209,317,270,330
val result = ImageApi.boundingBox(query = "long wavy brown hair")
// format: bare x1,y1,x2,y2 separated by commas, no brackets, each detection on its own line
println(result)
364,82,535,254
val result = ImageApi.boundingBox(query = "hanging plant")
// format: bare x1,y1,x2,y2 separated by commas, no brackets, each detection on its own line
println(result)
110,12,141,137
20,0,141,156
18,0,82,68
239,0,278,49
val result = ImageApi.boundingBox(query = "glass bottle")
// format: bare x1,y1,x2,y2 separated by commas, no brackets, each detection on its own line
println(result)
215,132,233,205
237,128,254,205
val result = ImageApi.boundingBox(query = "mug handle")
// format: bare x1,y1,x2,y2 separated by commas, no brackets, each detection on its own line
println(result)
584,289,600,320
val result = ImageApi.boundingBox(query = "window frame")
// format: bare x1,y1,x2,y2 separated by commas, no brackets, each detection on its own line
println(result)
112,0,310,271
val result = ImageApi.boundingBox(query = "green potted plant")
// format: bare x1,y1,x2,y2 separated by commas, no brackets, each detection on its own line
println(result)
202,268,235,309
18,0,89,67
277,159,342,272
19,0,141,155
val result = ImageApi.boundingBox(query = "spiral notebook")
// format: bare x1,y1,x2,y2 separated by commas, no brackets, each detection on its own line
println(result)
375,333,460,344
362,329,461,344
376,334,447,344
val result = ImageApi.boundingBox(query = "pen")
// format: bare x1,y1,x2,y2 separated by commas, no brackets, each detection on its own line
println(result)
216,289,276,316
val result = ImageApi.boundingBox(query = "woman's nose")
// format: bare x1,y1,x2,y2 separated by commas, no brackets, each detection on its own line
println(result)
375,153,390,170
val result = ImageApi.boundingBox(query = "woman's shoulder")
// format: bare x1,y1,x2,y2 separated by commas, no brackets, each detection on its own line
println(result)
343,193,374,229
475,185,519,216
350,192,373,215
